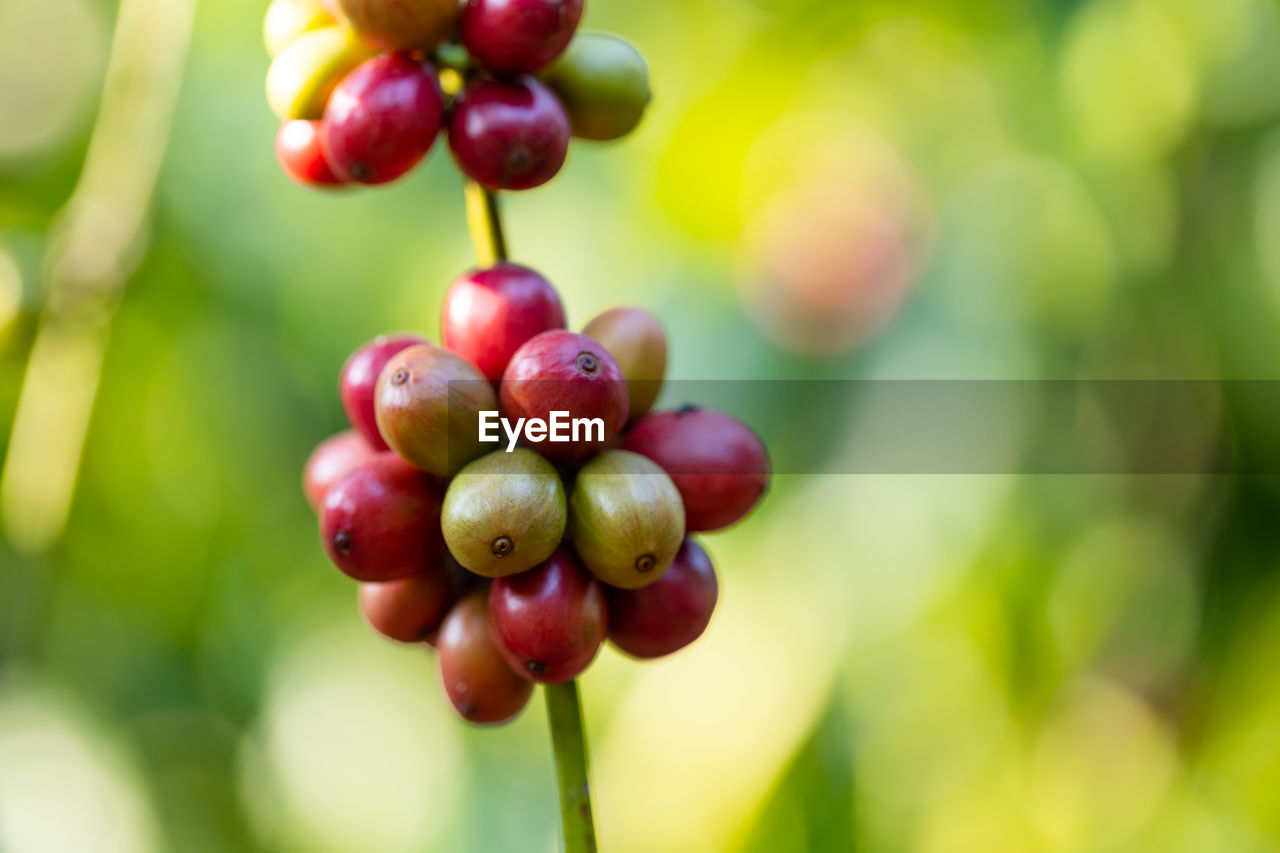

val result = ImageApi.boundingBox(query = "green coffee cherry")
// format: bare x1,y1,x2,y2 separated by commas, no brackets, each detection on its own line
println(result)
263,0,333,58
266,26,373,120
542,32,651,142
569,450,685,589
443,449,567,578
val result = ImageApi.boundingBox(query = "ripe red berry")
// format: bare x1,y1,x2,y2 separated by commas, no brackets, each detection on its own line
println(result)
500,330,629,462
621,407,770,532
322,52,444,184
302,429,379,510
488,546,607,683
359,570,456,643
460,0,583,75
448,77,570,190
442,264,566,384
340,333,428,451
607,538,717,659
320,453,445,581
276,119,347,187
438,591,533,724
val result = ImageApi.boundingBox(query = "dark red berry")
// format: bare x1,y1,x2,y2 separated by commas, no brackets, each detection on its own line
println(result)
320,453,445,581
460,0,583,75
437,591,533,724
488,546,606,683
607,538,717,659
442,264,566,384
276,119,347,187
621,407,770,531
303,429,379,510
359,570,456,642
500,330,629,462
340,333,428,451
448,77,570,190
322,52,444,184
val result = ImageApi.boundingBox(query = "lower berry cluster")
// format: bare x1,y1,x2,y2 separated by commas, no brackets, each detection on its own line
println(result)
303,263,770,724
264,0,651,189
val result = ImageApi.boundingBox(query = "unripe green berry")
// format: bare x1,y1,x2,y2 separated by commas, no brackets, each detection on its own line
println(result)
569,450,685,589
266,25,374,120
443,449,567,578
541,32,651,142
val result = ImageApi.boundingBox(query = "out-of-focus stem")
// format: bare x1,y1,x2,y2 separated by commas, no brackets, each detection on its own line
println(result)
0,0,195,552
464,180,508,266
544,680,599,853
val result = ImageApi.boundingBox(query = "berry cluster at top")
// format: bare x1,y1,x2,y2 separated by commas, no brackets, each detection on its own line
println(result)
303,264,771,724
264,0,651,189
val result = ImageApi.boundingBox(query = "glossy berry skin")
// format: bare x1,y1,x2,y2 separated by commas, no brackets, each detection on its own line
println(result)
582,306,667,421
460,0,583,75
303,429,379,509
438,591,533,724
340,334,427,451
442,264,566,384
276,120,347,187
359,570,456,643
622,407,770,532
448,78,571,191
500,330,629,462
488,546,607,683
541,32,650,141
607,538,717,659
322,53,444,184
320,453,445,581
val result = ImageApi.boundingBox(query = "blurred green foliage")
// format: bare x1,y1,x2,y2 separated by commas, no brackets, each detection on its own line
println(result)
5,0,1280,850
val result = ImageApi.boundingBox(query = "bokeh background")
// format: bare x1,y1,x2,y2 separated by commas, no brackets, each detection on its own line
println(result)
5,0,1280,850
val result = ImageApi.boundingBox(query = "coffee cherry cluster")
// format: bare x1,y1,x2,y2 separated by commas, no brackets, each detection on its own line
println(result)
303,264,771,724
264,0,652,189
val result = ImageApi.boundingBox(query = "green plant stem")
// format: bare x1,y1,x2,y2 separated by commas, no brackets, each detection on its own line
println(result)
464,180,508,265
544,680,599,853
461,179,598,853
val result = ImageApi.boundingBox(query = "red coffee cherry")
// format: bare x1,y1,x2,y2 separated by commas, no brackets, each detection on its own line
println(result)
320,453,445,581
460,0,583,75
339,333,428,451
621,407,770,532
442,264,566,384
437,591,534,724
488,546,607,683
302,429,379,510
276,119,347,187
448,77,570,190
359,570,456,643
322,52,445,184
607,538,717,659
500,330,629,463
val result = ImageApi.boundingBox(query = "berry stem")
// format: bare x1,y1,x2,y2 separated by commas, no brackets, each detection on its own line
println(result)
544,680,598,853
464,180,509,265
460,178,597,852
